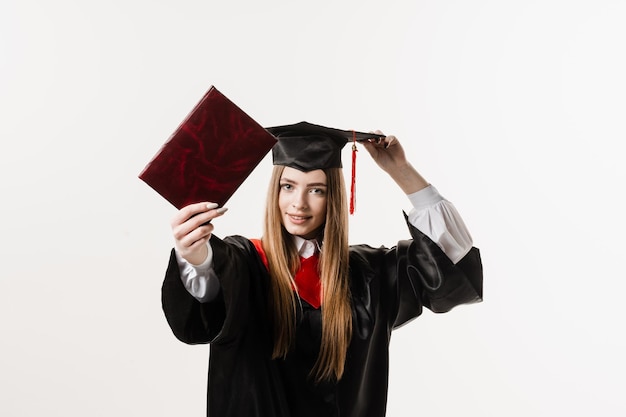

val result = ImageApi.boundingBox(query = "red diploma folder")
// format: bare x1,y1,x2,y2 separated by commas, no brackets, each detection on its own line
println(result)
139,86,277,209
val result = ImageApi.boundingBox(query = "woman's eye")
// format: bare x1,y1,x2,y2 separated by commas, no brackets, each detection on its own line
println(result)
310,188,324,195
280,183,292,191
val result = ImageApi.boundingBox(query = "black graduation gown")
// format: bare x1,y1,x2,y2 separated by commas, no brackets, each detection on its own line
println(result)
161,215,483,417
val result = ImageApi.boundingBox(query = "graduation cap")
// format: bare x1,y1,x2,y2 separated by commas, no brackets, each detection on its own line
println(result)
267,121,385,214
266,121,384,170
139,86,384,214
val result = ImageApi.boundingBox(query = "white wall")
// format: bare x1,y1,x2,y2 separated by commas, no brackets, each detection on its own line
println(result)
1,0,624,415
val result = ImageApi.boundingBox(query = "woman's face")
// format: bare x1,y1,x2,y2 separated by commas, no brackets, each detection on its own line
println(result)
278,167,327,239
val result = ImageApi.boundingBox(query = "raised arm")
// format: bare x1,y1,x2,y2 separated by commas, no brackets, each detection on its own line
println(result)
363,132,473,264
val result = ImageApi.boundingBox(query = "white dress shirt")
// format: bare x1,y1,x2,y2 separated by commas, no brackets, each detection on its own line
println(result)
176,185,473,302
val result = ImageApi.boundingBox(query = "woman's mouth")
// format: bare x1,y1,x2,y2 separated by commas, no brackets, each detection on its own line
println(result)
287,214,310,224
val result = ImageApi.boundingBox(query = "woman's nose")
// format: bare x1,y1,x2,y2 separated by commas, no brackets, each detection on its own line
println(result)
291,192,308,209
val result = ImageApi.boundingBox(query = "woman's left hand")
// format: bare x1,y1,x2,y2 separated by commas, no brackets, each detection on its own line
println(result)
361,130,429,194
361,130,409,174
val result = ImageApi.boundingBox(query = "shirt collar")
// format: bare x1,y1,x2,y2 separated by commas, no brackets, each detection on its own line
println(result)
292,235,321,259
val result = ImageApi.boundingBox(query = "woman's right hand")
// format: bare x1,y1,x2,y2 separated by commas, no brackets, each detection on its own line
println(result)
170,202,228,265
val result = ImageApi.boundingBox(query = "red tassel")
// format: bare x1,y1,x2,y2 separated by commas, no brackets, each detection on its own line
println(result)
350,130,357,215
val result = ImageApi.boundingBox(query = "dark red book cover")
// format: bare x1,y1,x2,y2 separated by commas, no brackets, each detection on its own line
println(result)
139,86,277,209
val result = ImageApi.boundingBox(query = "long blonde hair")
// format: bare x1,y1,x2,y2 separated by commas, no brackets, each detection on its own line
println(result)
262,165,352,381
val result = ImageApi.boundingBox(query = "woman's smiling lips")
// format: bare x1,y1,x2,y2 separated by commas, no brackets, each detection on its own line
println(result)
287,213,311,224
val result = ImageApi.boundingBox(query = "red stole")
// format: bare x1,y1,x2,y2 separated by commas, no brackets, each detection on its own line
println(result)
294,254,322,308
251,239,322,309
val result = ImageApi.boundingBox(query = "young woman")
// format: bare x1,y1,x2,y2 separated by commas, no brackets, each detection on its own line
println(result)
161,122,483,417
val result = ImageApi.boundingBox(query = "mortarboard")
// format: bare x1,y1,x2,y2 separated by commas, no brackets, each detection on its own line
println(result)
266,121,385,214
266,121,384,171
138,86,277,209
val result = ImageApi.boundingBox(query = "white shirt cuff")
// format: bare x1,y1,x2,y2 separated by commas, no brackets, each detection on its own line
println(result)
175,241,220,302
406,185,473,264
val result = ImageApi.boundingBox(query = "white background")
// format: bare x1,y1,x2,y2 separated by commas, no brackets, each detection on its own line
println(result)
1,0,625,416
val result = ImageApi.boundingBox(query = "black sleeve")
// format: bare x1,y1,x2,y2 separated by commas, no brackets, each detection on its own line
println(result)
393,213,483,328
161,248,227,344
161,235,268,346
